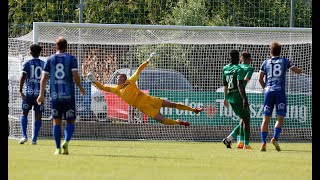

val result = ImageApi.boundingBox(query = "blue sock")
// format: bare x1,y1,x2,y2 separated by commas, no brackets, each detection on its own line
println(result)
65,123,75,142
20,115,28,138
53,125,62,148
32,120,42,142
273,127,282,141
261,132,268,144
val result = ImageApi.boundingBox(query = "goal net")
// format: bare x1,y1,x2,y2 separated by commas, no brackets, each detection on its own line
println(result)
8,22,312,142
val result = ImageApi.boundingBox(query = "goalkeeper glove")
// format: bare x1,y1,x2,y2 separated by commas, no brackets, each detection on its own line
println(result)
87,71,96,83
147,52,157,62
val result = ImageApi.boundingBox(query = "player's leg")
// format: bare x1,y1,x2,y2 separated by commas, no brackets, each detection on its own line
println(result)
31,112,42,145
162,100,202,114
237,120,244,148
61,119,75,155
241,116,251,149
272,115,284,142
270,93,286,151
260,116,270,151
153,113,190,126
260,91,275,151
270,116,283,152
52,101,63,155
53,118,62,155
223,102,248,148
61,102,77,155
137,96,190,126
19,111,29,144
235,102,251,149
19,99,31,144
222,102,239,148
222,124,240,149
31,102,43,145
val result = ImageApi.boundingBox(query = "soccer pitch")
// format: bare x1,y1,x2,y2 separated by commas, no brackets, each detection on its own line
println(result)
8,139,311,180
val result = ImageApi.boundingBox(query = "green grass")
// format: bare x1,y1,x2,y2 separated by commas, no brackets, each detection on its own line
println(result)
8,139,312,180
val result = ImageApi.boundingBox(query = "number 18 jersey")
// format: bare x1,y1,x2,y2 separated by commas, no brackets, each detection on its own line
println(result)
259,56,295,92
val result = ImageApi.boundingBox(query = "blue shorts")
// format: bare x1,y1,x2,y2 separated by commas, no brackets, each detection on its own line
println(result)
22,96,43,113
263,90,286,116
50,100,76,120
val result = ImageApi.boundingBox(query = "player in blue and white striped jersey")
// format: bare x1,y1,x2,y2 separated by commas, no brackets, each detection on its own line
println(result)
19,44,44,145
258,42,302,151
37,37,85,155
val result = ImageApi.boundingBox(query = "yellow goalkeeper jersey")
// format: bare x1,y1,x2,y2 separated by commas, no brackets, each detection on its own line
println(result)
94,61,149,107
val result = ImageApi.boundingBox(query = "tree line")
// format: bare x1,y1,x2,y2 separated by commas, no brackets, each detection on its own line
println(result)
8,0,312,38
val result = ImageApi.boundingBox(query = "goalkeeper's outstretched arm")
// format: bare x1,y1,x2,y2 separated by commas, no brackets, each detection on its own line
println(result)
130,52,157,81
87,72,115,93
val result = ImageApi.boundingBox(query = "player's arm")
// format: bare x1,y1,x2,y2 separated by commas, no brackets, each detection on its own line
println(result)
258,70,265,89
258,61,266,89
288,59,302,74
94,81,116,93
37,72,49,105
19,62,28,98
70,56,85,96
223,85,229,107
244,67,254,83
86,72,116,93
19,72,27,98
238,79,249,110
129,52,157,81
72,70,85,96
129,61,149,81
237,69,249,110
222,72,229,107
290,66,302,74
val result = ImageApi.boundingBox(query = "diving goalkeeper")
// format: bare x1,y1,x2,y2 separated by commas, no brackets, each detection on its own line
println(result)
87,52,202,126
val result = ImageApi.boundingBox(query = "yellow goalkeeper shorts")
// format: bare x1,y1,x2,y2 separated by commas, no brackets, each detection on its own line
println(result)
134,94,163,119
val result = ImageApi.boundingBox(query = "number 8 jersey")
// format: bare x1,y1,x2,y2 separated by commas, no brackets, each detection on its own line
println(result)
43,53,78,101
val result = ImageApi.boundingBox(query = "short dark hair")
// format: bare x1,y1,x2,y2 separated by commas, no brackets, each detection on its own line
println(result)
55,37,68,51
270,42,281,56
117,73,127,80
241,51,251,60
30,44,42,58
229,50,240,64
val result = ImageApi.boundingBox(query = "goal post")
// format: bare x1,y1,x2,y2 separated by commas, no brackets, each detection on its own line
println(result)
8,22,312,142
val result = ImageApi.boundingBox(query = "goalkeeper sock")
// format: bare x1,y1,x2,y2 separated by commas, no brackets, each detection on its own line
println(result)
163,118,180,125
32,119,42,142
176,103,194,112
273,127,282,141
53,125,62,149
20,115,28,138
65,123,75,141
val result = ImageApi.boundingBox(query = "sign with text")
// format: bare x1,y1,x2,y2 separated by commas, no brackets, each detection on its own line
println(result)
148,90,312,128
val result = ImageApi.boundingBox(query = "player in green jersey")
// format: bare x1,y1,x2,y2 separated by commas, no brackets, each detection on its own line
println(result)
222,50,251,149
235,51,254,148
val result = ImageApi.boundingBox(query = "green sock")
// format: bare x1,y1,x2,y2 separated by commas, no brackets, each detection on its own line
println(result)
239,125,244,141
244,130,250,145
231,125,241,139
